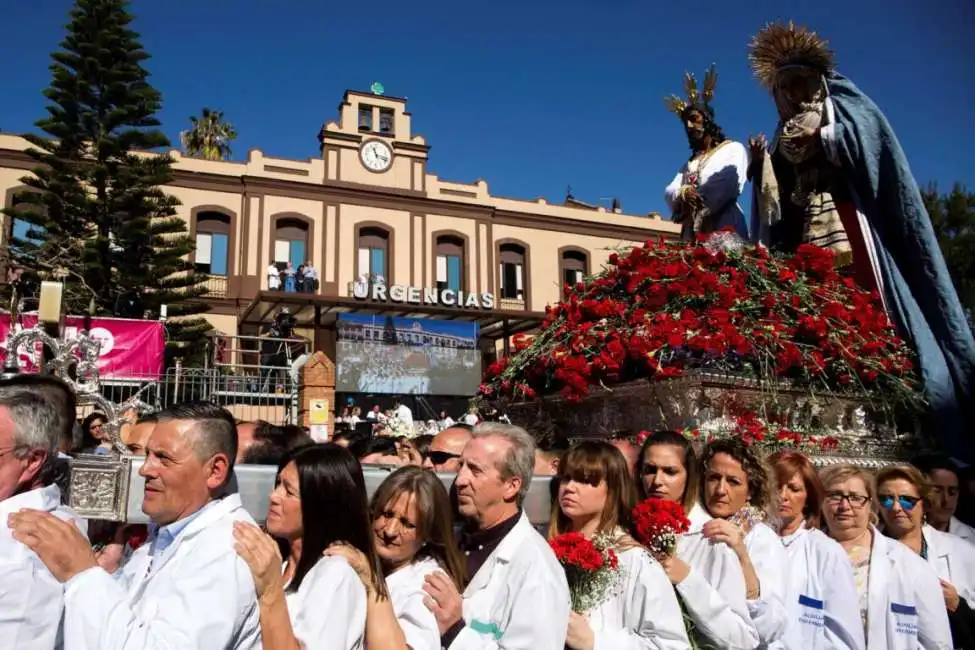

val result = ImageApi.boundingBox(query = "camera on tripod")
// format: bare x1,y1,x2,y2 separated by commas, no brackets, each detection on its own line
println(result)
273,309,297,338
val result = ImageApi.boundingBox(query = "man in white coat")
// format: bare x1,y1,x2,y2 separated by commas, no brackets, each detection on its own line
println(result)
9,401,263,650
0,376,87,650
422,422,570,649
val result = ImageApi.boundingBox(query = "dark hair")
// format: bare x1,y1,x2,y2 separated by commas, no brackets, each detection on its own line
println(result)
637,430,700,512
912,454,960,478
680,103,727,152
371,466,466,588
549,440,636,539
242,423,313,465
155,401,237,479
412,434,435,459
701,438,771,511
281,443,387,597
1,375,76,448
350,435,398,461
80,411,108,450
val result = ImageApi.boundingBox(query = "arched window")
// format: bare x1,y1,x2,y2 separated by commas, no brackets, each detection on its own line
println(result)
273,217,309,269
560,249,588,287
357,226,389,283
435,234,465,292
498,242,527,301
194,211,231,276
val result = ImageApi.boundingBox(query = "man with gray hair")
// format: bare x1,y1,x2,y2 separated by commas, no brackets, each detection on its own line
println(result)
422,422,570,649
9,401,262,649
0,375,87,650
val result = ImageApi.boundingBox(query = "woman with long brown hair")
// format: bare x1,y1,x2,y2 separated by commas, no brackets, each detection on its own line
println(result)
550,440,689,649
636,431,758,649
768,450,864,649
327,465,464,650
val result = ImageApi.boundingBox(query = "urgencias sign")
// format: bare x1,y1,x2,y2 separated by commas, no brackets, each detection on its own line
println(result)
350,282,495,310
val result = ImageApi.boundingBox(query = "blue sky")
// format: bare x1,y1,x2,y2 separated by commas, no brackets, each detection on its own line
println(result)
2,0,973,216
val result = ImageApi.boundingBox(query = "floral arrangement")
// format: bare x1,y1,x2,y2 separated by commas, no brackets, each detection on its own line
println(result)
549,532,624,613
380,416,416,439
631,497,691,556
480,237,922,412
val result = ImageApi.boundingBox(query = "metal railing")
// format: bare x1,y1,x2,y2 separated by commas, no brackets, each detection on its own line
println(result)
200,275,227,297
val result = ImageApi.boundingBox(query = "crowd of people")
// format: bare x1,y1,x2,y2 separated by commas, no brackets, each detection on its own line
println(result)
2,373,974,649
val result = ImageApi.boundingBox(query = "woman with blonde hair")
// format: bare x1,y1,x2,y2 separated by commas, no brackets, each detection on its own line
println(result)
699,438,789,648
636,431,758,649
551,439,689,649
820,464,950,649
768,450,864,649
327,465,465,650
876,463,975,647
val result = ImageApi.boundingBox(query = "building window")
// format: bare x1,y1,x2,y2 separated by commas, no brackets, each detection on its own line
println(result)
498,243,526,301
357,226,389,283
560,249,588,287
358,105,373,132
379,108,394,135
6,192,46,258
435,235,464,292
194,212,231,276
274,218,309,269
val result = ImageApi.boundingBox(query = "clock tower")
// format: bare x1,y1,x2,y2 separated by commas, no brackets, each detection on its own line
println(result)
317,84,430,192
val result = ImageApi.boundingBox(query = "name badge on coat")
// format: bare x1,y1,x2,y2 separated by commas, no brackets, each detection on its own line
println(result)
890,602,919,637
798,594,825,628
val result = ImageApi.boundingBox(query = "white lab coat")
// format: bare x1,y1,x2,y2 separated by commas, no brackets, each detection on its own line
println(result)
779,524,865,650
676,505,760,649
587,545,691,650
450,512,570,649
949,517,975,545
386,556,441,650
0,484,88,650
62,494,262,650
284,555,366,650
863,529,952,650
742,522,789,648
922,524,975,609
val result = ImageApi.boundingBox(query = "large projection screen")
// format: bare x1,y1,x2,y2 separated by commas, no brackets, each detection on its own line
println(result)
335,314,481,396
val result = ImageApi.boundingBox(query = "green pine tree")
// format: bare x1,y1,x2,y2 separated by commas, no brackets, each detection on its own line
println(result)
923,182,975,326
2,0,211,365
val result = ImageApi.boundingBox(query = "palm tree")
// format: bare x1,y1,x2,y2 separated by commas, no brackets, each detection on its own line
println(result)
180,108,237,160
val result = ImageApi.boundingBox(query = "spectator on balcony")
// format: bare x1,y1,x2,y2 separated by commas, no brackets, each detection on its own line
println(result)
296,264,307,292
283,262,296,292
303,261,318,292
267,262,281,291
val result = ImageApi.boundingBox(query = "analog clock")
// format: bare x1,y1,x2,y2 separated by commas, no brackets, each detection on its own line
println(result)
360,140,393,173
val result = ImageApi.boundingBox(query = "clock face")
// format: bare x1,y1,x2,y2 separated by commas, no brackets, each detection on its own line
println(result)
360,140,393,172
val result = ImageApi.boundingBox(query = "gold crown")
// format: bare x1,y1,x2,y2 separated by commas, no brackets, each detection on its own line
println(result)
748,21,836,90
664,64,718,117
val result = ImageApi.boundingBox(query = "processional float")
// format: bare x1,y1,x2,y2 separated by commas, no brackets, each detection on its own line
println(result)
2,282,554,525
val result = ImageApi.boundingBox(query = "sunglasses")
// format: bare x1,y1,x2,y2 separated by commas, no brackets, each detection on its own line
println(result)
878,494,922,511
427,451,460,466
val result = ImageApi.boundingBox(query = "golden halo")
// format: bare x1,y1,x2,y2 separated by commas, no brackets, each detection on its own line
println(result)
748,21,836,90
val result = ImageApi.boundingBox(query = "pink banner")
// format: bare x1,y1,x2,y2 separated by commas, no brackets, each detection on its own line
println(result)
0,315,165,380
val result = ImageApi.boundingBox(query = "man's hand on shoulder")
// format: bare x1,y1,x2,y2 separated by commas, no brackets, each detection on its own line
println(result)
8,509,97,583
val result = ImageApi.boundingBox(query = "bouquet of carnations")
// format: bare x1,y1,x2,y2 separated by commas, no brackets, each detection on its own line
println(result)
631,497,691,556
549,532,624,613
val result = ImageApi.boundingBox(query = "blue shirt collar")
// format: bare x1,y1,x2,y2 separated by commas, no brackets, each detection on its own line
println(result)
148,498,220,558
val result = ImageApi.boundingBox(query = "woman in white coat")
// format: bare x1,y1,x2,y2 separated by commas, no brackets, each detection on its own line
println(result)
820,465,952,650
327,465,467,650
914,455,975,545
549,440,691,650
767,450,865,650
234,443,380,650
699,439,789,648
637,431,760,649
875,463,975,647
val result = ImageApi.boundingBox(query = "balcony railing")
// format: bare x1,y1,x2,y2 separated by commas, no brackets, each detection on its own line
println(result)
200,275,227,297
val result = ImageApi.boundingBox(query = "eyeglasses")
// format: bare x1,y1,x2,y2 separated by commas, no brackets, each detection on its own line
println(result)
427,451,460,466
825,492,870,508
879,494,921,511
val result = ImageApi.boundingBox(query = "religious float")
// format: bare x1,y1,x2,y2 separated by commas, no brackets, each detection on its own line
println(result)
476,234,929,467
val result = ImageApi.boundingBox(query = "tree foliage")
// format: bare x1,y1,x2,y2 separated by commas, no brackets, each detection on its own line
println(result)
923,182,975,325
1,0,211,364
180,108,237,161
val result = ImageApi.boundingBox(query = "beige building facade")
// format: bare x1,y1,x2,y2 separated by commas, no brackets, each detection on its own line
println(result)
0,89,678,364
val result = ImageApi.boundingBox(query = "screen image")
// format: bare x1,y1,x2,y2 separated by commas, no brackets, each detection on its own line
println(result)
335,314,481,396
